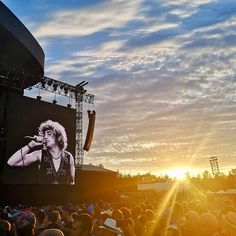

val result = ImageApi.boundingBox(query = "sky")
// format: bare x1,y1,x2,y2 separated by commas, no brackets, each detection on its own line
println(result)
2,0,236,177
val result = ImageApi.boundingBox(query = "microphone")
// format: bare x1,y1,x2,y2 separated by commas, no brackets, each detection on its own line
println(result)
24,136,44,143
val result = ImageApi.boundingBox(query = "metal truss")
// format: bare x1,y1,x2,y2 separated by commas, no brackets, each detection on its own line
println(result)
75,94,83,170
0,75,24,92
209,156,220,175
32,76,95,103
0,74,95,169
30,76,95,169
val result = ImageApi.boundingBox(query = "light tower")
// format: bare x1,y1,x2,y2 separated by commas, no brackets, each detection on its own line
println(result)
209,156,220,175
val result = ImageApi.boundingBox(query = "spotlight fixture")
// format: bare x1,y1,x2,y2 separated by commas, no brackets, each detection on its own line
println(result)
36,95,42,100
67,104,72,108
64,87,69,95
53,99,57,104
60,84,66,89
47,80,53,86
53,83,58,91
41,80,46,88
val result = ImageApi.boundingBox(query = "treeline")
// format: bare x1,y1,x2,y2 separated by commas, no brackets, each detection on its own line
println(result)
114,169,236,192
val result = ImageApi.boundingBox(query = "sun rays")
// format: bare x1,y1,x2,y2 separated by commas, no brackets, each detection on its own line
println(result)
167,168,187,181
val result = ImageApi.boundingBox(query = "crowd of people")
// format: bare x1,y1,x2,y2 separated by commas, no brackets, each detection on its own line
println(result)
0,195,235,236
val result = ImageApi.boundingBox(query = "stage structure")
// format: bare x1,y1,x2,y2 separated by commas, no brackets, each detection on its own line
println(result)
209,156,220,175
0,75,95,170
0,2,44,87
0,1,95,170
31,76,95,169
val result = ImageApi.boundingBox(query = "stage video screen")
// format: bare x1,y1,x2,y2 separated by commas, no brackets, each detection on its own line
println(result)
2,93,76,185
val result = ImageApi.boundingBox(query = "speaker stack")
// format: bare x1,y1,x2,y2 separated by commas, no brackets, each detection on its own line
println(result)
83,110,96,151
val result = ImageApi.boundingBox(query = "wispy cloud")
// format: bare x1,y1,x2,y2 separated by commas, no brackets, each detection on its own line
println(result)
34,0,143,38
4,0,236,174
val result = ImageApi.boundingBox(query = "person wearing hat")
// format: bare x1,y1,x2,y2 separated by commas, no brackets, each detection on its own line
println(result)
97,218,123,236
221,211,236,236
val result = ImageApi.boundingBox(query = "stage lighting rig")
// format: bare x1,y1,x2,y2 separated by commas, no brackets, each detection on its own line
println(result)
26,75,95,169
53,83,58,91
33,76,94,103
0,73,27,91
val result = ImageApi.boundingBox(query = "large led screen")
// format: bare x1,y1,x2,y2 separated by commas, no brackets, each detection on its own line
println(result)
2,93,76,184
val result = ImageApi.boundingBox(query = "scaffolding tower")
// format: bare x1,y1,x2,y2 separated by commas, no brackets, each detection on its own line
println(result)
209,156,220,175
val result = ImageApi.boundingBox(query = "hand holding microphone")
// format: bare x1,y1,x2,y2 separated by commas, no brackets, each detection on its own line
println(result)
24,135,45,149
24,135,44,143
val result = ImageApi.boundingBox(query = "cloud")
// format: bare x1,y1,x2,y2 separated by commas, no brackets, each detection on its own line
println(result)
41,24,236,173
34,0,143,38
16,0,236,174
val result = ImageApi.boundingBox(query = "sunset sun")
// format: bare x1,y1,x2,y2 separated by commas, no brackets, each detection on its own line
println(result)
168,168,187,180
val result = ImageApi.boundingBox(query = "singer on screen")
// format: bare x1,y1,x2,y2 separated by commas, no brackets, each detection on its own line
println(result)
7,120,75,185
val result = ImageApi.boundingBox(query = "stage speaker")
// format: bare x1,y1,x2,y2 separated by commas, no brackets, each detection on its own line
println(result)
83,110,96,151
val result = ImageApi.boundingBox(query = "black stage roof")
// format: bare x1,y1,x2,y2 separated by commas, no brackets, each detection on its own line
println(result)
0,2,45,89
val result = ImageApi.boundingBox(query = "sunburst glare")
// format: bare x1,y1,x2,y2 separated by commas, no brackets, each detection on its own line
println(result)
167,168,187,181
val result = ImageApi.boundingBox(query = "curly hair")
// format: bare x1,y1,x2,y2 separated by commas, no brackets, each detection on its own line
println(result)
38,120,68,150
